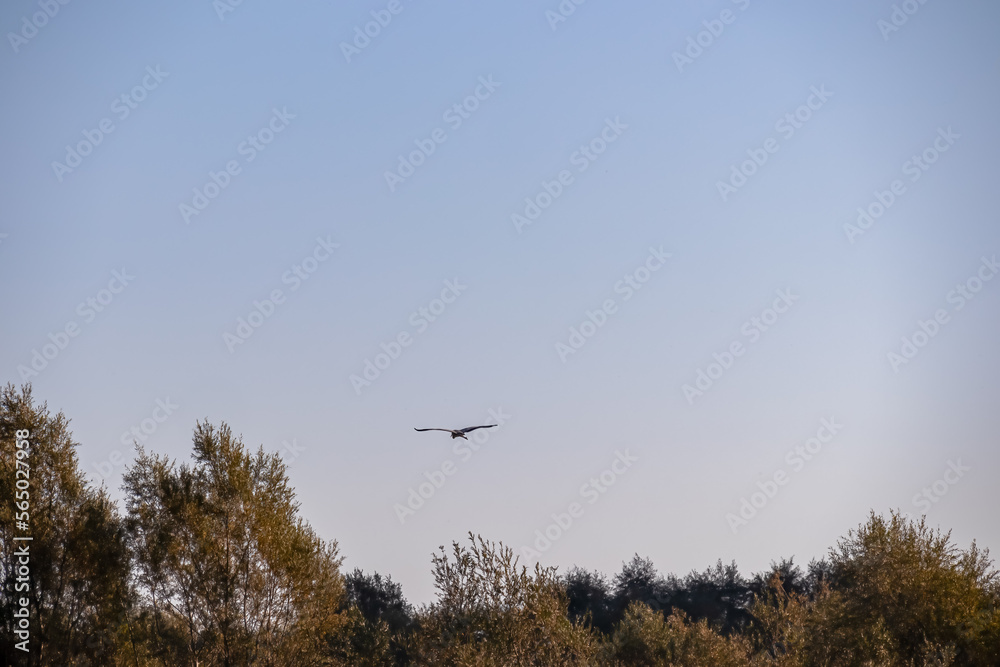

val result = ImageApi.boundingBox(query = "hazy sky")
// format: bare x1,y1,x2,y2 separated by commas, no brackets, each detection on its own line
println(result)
2,0,998,604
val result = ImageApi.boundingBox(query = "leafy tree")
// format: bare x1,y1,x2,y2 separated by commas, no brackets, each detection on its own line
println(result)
800,510,1000,666
0,383,135,666
414,533,597,665
328,606,396,667
123,420,347,666
609,555,754,636
345,569,415,635
804,557,834,598
600,602,749,667
564,567,615,635
610,555,674,624
750,558,807,599
7,384,1000,666
672,560,753,636
331,570,416,666
746,570,810,666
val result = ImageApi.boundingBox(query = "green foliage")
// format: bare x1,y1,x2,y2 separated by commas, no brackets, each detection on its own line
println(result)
123,420,347,666
746,571,809,666
413,533,597,666
611,554,673,621
799,510,999,666
4,384,999,666
565,566,615,634
330,570,416,666
0,384,135,666
327,606,397,666
668,559,754,636
601,603,749,666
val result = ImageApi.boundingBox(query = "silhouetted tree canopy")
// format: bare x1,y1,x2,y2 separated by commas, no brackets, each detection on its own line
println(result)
565,567,615,634
345,569,415,634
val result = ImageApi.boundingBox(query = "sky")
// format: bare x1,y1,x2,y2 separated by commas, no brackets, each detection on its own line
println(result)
1,0,999,604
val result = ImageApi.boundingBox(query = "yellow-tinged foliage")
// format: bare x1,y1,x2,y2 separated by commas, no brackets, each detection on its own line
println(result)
601,603,749,667
412,534,598,666
4,384,999,666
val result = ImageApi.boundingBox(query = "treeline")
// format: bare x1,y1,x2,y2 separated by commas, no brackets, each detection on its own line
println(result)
1,383,998,666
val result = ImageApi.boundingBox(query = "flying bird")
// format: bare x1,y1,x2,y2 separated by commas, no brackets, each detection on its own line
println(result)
414,425,497,440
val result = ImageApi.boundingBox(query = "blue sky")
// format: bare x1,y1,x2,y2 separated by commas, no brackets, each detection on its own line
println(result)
2,0,999,603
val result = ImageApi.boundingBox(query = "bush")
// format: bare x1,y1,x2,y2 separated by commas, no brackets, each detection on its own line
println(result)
413,533,597,666
799,510,1000,666
601,602,749,667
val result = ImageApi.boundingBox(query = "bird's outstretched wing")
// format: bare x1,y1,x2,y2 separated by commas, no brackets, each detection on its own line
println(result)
414,428,454,433
459,424,497,433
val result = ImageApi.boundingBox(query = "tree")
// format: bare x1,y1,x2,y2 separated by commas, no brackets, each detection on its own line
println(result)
610,555,674,625
0,383,135,666
749,558,807,599
331,570,416,666
673,560,753,636
7,383,1000,666
801,510,1000,666
414,533,597,665
600,603,749,667
746,570,809,667
345,569,415,635
564,567,615,635
607,555,755,636
123,420,347,666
